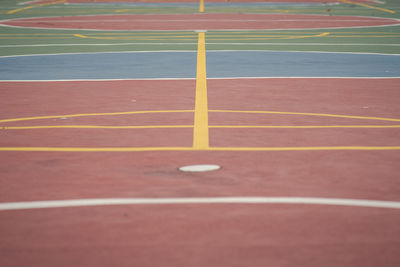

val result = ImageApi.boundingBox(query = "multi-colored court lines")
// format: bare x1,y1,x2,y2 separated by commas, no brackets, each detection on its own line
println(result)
1,31,400,152
1,30,399,56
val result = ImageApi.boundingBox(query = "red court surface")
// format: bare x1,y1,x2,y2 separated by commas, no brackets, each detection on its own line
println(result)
1,81,400,266
1,78,399,201
1,204,399,267
1,0,400,264
2,14,399,31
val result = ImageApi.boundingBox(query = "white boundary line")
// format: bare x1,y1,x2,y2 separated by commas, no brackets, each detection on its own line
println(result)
1,43,400,48
1,197,400,211
205,49,400,56
0,50,196,58
0,77,399,82
1,49,399,58
2,23,400,32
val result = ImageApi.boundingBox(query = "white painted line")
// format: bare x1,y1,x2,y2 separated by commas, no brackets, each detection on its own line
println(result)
6,19,391,23
0,78,196,82
0,50,196,59
1,43,399,48
0,43,198,47
206,43,400,47
205,50,400,56
207,76,400,79
1,50,398,58
1,197,400,211
0,77,399,82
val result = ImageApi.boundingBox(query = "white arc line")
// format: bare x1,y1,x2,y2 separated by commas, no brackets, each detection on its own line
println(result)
1,197,400,211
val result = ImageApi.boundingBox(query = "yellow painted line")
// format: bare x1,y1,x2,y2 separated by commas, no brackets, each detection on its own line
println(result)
208,146,400,151
1,125,193,130
210,125,400,129
1,146,400,152
339,0,396,14
209,110,400,122
0,147,195,152
193,31,209,150
282,32,330,40
74,34,89,39
8,0,66,14
200,0,204,13
0,110,194,124
73,34,197,41
6,125,398,130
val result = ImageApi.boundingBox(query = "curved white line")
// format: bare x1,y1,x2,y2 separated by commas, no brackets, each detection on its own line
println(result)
1,197,400,211
1,50,399,59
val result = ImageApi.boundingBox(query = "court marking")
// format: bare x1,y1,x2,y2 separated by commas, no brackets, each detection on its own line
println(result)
210,125,400,129
2,50,400,58
1,43,400,48
0,110,194,124
193,31,209,149
0,146,400,152
1,30,399,153
339,0,396,14
2,125,400,130
1,109,400,124
0,77,399,83
1,197,400,211
1,125,193,130
209,110,400,123
7,0,65,14
72,32,331,40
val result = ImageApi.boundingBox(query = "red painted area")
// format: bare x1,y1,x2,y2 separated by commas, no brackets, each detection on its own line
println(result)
0,80,195,121
1,78,400,266
0,80,195,147
1,205,400,267
208,78,400,147
0,79,399,203
208,78,400,118
211,127,400,147
2,14,398,31
1,150,400,202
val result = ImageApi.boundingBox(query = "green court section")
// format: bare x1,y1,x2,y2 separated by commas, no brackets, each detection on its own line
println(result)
1,0,400,56
1,1,400,18
1,28,400,55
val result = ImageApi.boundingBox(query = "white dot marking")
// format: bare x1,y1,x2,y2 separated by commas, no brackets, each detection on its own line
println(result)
179,164,221,172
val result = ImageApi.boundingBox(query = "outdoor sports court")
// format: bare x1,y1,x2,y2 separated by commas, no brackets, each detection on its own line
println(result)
1,0,400,266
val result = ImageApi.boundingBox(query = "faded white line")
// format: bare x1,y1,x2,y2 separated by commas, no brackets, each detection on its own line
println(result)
1,197,400,211
0,77,399,82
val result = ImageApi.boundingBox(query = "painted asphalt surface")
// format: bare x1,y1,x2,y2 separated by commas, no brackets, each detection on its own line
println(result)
1,1,400,267
1,51,400,80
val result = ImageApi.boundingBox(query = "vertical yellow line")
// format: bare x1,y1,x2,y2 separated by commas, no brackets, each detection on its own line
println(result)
193,31,209,150
199,0,205,13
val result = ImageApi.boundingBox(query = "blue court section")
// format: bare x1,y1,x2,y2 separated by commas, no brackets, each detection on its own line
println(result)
0,52,197,80
1,51,400,80
206,51,400,78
